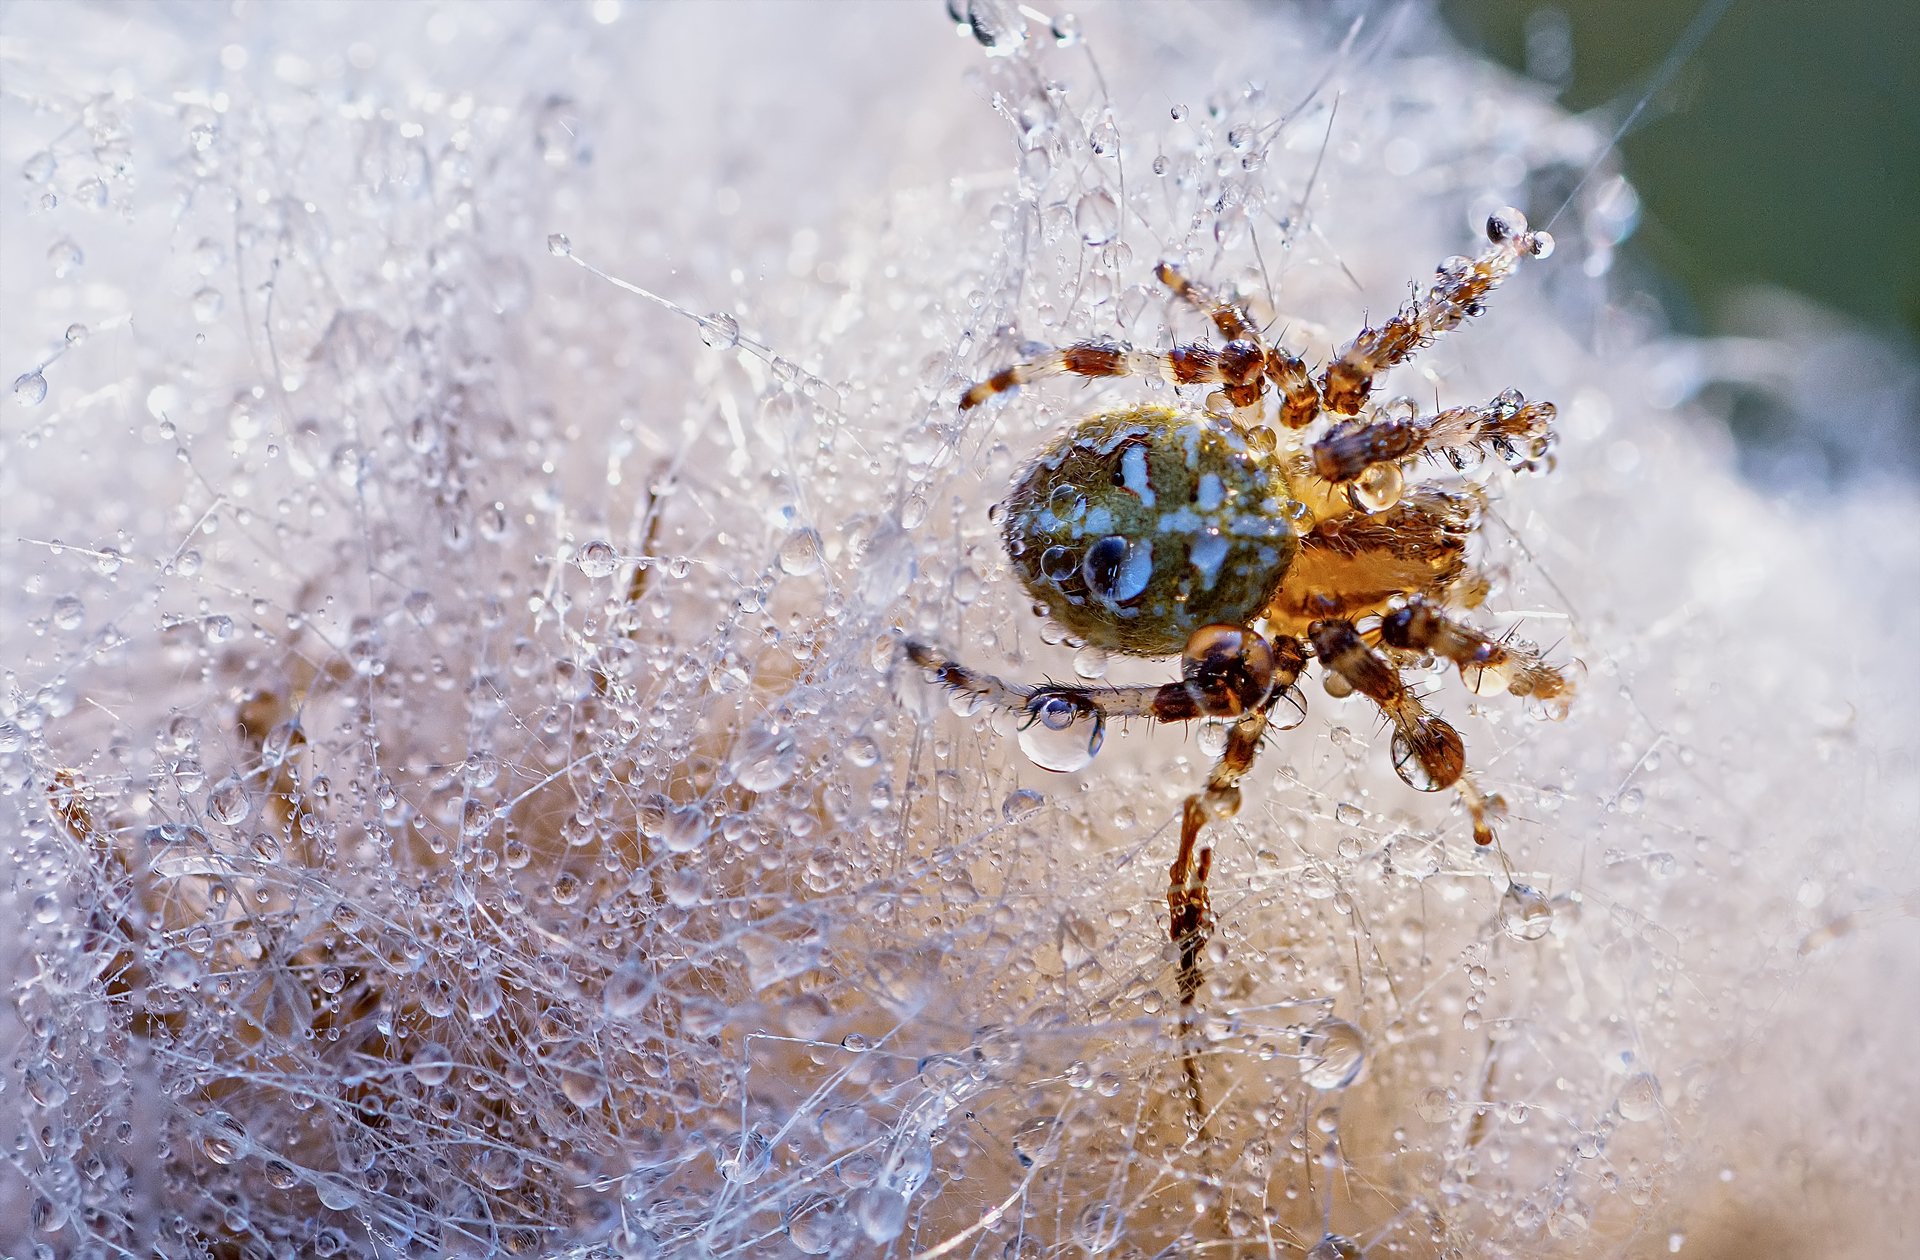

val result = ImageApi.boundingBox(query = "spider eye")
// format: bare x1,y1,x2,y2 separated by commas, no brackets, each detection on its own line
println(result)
1082,534,1153,605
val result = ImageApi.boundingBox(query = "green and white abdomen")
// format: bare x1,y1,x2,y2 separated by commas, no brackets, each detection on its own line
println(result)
998,404,1299,656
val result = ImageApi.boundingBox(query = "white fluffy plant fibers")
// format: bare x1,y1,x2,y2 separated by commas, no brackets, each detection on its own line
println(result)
2,2,1916,1258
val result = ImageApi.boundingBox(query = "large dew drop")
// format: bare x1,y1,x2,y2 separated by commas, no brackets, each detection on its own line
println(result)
1016,694,1105,772
1300,1017,1367,1090
1500,882,1555,941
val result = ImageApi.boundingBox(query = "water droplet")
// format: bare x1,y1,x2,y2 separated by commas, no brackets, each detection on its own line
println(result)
1073,644,1109,679
851,1184,907,1243
778,527,822,576
558,1058,607,1107
63,323,88,344
1017,694,1105,773
1487,206,1530,244
1347,461,1403,513
603,959,649,1019
1300,1017,1366,1090
1012,1116,1061,1167
198,1111,247,1165
207,776,252,825
733,728,798,792
699,311,741,350
22,150,55,182
1075,190,1119,246
546,232,572,257
1500,882,1555,940
1306,1235,1362,1260
786,1194,846,1254
49,594,84,630
1616,1071,1661,1121
844,734,879,767
47,237,82,276
1416,1085,1457,1123
191,287,223,323
411,1042,454,1085
966,0,1028,52
13,371,48,406
156,948,198,990
1073,1201,1123,1252
1390,718,1463,792
657,803,708,853
575,538,619,578
1002,788,1044,821
315,1178,360,1211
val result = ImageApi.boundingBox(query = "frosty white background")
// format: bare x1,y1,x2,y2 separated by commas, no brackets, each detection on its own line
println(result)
3,2,1916,1257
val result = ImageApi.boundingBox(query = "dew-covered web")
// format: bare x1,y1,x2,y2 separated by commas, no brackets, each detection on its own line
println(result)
4,2,1918,1258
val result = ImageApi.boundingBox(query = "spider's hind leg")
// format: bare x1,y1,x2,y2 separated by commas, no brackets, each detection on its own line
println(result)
1379,595,1575,717
1309,616,1502,845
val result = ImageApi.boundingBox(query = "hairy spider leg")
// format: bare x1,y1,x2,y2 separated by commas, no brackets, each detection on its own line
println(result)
1309,617,1499,844
1311,392,1558,484
1153,260,1258,343
1319,210,1553,417
899,629,1307,1133
958,338,1268,412
1156,260,1323,430
1379,595,1574,714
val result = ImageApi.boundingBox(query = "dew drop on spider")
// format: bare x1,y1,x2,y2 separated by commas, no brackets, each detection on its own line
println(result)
1017,694,1104,772
1347,461,1404,513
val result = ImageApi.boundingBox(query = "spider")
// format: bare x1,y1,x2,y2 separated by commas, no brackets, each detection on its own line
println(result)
901,208,1574,1125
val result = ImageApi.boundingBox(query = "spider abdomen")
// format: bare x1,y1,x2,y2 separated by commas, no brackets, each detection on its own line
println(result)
998,404,1299,656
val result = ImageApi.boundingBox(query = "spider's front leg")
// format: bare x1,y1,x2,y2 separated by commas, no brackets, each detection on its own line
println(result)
1320,208,1554,417
957,337,1265,413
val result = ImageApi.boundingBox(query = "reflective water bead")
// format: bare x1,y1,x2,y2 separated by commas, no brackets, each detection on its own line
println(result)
1616,1071,1661,1122
575,539,619,578
1075,190,1118,246
699,311,741,350
13,371,48,407
1500,881,1555,940
1299,1017,1367,1090
1016,694,1105,772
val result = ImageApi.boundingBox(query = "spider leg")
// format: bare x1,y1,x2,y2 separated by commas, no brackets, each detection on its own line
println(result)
1319,209,1553,416
1311,391,1557,486
1379,595,1574,717
1154,260,1258,343
959,338,1265,411
900,628,1308,1135
1169,699,1277,1136
1157,261,1323,430
1309,616,1500,845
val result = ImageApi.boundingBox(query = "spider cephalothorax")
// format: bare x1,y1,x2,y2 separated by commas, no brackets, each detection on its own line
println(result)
903,209,1574,1129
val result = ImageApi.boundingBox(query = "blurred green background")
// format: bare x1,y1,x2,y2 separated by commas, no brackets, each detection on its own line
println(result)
1441,0,1919,343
